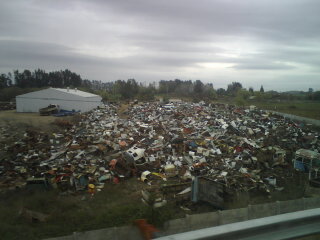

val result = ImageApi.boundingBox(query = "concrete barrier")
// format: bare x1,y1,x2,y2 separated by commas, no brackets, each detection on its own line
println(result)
218,208,248,225
279,198,304,214
186,212,219,231
156,208,320,240
45,226,143,240
163,197,320,235
46,237,73,240
72,226,142,240
163,218,189,235
248,202,278,219
304,197,320,209
45,197,320,240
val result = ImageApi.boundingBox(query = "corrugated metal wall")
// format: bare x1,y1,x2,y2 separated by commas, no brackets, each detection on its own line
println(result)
16,89,101,112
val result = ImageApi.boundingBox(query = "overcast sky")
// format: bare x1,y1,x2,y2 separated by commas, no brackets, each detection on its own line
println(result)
0,0,319,91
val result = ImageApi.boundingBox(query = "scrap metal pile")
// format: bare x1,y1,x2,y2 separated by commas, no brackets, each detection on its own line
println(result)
0,102,15,111
0,102,319,198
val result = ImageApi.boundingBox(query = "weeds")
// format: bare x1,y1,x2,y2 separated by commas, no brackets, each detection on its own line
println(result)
0,179,180,240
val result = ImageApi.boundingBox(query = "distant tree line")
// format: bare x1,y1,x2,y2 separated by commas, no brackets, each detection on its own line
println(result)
0,69,319,102
97,79,218,102
0,69,82,88
157,79,216,101
0,69,218,102
95,79,155,102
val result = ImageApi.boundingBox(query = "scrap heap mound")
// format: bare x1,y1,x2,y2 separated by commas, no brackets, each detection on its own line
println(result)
0,102,319,205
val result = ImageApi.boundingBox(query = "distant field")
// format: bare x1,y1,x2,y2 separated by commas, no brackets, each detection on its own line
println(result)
216,99,320,120
251,101,320,120
0,110,58,130
0,110,76,133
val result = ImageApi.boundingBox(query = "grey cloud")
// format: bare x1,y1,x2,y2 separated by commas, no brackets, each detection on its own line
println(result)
86,0,320,42
232,62,296,70
0,40,207,80
0,0,320,90
262,46,320,70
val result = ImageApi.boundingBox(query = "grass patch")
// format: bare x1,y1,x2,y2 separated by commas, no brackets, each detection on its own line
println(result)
217,98,320,120
0,179,179,240
252,101,320,120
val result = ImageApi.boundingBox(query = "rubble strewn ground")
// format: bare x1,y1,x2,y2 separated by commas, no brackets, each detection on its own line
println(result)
0,101,319,239
0,102,16,111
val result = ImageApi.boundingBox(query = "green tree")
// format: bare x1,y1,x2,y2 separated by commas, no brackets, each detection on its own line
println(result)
0,74,10,89
312,91,320,101
33,69,49,87
194,80,204,95
127,79,139,99
204,87,217,100
227,82,242,96
235,89,249,106
237,88,250,100
216,88,226,96
137,84,155,101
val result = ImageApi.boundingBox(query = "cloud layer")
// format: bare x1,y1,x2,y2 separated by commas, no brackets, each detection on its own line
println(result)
0,0,319,91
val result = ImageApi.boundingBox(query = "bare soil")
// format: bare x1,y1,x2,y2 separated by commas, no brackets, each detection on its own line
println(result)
118,103,130,119
0,110,56,129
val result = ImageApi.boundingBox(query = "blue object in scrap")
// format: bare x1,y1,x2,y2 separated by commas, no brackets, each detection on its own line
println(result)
294,160,305,172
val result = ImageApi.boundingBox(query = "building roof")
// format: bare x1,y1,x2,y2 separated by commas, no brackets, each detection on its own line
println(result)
16,88,100,98
52,88,99,98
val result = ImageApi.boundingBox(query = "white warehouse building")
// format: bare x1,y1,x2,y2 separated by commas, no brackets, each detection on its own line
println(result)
16,88,102,113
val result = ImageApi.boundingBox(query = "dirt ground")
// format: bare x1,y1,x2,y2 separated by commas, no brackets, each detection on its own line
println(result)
117,103,129,119
0,110,57,129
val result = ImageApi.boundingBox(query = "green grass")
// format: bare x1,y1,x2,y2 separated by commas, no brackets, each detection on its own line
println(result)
251,101,320,120
0,179,179,240
216,98,320,120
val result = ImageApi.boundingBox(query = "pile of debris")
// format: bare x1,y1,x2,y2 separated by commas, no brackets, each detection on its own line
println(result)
0,102,16,111
0,102,319,207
